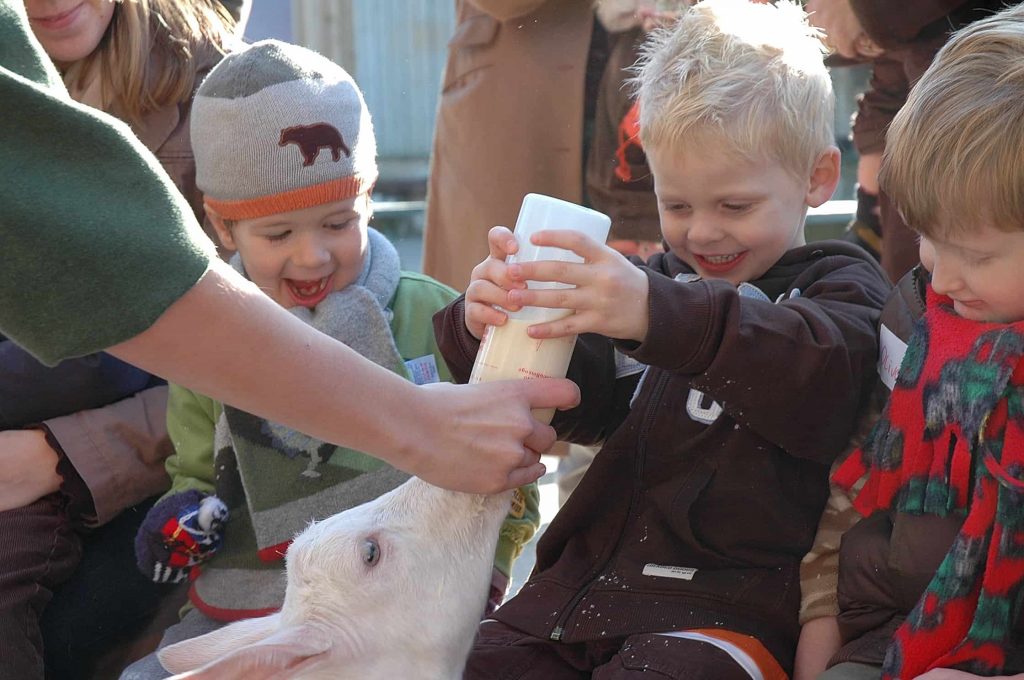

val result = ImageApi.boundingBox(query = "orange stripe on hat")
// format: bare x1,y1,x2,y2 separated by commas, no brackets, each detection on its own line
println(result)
205,172,376,221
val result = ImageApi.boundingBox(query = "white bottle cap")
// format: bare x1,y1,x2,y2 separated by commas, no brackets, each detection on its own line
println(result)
506,193,611,323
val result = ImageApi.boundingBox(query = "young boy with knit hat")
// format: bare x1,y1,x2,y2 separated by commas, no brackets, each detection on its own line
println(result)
122,40,538,679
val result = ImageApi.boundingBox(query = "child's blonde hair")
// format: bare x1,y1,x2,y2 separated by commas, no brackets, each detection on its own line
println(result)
632,0,833,178
880,3,1024,237
62,0,237,127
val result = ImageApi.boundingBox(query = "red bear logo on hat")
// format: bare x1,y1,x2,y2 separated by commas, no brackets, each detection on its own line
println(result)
279,123,350,167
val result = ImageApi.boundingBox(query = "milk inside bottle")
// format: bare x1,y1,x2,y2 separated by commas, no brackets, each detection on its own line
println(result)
469,193,611,423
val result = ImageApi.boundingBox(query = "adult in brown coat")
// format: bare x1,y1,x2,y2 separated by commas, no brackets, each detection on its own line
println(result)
422,0,594,292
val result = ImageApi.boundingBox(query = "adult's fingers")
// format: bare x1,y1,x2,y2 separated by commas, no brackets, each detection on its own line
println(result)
507,461,547,489
519,447,543,469
522,418,557,458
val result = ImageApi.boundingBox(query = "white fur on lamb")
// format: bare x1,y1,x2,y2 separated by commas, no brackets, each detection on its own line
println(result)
160,478,512,680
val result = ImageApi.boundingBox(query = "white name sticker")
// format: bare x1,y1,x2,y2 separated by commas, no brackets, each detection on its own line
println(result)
405,355,441,385
877,325,908,391
642,563,697,581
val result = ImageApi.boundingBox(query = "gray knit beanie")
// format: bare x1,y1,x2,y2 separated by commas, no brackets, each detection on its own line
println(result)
191,39,377,220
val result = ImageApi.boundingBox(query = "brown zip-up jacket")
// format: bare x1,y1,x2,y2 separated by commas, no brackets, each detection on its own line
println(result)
434,241,891,672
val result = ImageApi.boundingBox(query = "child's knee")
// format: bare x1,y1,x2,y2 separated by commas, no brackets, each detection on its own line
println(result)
595,634,754,680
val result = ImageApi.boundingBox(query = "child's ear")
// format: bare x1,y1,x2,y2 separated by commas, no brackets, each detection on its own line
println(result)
205,203,237,250
805,147,841,209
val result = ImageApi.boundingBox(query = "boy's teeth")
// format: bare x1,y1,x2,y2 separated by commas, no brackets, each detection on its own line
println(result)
295,278,327,296
704,254,738,263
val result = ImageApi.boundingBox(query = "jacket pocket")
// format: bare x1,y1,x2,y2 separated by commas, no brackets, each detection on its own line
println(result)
442,14,500,94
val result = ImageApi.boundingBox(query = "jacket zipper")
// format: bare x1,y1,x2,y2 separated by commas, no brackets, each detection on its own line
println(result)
550,370,669,641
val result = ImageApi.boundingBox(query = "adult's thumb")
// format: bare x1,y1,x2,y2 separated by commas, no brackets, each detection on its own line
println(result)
516,377,580,411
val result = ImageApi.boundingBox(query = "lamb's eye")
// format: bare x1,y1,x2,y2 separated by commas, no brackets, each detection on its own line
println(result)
361,539,380,566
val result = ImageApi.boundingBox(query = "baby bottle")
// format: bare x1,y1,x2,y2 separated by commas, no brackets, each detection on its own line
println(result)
468,193,611,424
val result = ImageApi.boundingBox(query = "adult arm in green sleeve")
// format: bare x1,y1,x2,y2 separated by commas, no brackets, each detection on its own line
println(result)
0,3,580,496
0,1,213,364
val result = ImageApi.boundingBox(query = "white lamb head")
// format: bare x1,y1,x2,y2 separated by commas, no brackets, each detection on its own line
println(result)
160,478,513,680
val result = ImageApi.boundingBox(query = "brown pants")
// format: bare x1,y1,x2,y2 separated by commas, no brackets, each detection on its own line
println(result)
0,494,81,680
464,620,756,679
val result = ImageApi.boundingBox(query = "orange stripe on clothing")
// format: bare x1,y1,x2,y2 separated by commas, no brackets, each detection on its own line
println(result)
188,585,279,622
688,628,789,680
205,173,376,220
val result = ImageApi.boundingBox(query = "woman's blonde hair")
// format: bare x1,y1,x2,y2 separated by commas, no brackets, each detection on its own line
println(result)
63,0,238,126
880,3,1024,237
631,0,834,179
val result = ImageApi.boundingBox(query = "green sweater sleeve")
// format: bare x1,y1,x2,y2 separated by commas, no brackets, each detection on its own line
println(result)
494,482,541,578
0,1,214,365
163,383,219,499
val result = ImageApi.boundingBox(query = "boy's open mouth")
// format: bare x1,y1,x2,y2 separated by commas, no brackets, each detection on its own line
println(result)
695,252,746,273
286,275,333,308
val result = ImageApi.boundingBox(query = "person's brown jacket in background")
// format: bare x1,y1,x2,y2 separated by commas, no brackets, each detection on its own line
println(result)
423,0,594,291
847,0,1005,280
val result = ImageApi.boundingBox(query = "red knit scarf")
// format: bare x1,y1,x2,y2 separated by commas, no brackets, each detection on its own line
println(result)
833,287,1024,679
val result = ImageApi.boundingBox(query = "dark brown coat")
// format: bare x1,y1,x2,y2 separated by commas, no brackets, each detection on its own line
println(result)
435,241,891,672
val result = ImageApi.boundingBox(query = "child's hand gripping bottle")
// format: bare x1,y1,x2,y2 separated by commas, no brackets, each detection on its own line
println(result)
469,193,611,423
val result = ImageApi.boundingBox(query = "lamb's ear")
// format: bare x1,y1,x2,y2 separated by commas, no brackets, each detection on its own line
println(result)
163,621,332,680
159,613,281,673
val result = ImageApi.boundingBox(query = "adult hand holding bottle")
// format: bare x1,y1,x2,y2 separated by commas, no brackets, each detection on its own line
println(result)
111,259,580,494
